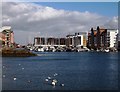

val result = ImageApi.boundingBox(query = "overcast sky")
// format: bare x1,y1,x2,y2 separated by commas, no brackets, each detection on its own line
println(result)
2,2,118,45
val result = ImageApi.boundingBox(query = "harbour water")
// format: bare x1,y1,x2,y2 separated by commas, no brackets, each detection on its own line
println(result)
2,52,119,90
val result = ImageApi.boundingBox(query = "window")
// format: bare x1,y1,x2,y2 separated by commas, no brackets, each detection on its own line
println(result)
7,37,9,40
78,37,81,45
7,42,9,45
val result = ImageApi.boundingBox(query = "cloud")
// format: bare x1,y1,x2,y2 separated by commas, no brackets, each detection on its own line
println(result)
3,0,119,2
2,2,118,44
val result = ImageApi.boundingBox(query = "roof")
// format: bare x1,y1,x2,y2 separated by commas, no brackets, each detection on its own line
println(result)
0,26,12,32
100,29,106,33
107,29,118,33
66,35,75,37
89,29,107,36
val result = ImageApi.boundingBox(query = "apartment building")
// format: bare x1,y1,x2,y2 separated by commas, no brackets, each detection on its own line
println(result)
66,32,87,47
0,26,14,47
107,29,118,48
34,32,87,48
87,26,118,50
34,37,66,46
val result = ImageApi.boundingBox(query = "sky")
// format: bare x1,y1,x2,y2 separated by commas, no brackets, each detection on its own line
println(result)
3,0,120,2
2,2,118,45
35,2,118,17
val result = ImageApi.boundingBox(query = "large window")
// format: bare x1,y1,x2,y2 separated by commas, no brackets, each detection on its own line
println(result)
41,38,45,45
60,38,66,45
78,37,81,45
70,38,72,45
94,37,97,46
6,37,9,41
7,42,9,46
36,38,40,45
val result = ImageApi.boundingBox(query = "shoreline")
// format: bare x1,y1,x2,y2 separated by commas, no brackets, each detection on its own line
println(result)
1,48,37,57
0,47,119,57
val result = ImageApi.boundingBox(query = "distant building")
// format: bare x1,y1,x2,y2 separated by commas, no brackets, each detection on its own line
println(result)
66,35,75,47
66,32,87,47
47,38,55,46
34,37,66,47
107,29,118,48
87,26,118,50
0,32,5,47
34,32,87,48
74,32,87,47
0,26,14,48
60,38,66,46
53,38,59,45
34,37,46,46
34,37,40,46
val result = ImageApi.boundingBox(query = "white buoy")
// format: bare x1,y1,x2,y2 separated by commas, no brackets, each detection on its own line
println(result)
48,76,51,80
60,83,64,87
45,79,49,82
13,77,17,81
22,68,24,70
19,64,21,66
54,73,58,76
52,81,56,86
28,80,31,83
3,75,5,78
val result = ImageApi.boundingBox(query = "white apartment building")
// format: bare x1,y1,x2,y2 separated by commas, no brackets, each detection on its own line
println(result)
74,35,83,47
66,32,87,47
107,29,118,48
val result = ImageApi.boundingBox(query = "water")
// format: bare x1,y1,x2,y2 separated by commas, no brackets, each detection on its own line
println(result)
2,52,119,90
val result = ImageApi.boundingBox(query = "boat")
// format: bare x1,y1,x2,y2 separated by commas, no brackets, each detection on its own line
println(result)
37,48,44,52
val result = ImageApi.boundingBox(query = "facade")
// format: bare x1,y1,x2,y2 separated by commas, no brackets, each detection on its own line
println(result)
66,35,75,47
34,37,45,46
66,32,87,47
47,38,55,46
34,37,66,47
34,37,40,46
54,38,59,45
60,38,66,46
107,29,118,48
74,32,87,47
34,32,87,47
0,32,5,48
87,26,118,50
0,26,14,47
118,41,120,51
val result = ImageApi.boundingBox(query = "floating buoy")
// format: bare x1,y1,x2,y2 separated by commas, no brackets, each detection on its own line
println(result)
22,68,24,70
48,76,51,80
28,80,31,83
45,79,49,82
3,75,5,78
13,77,17,81
60,83,64,87
54,73,58,76
19,64,21,66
